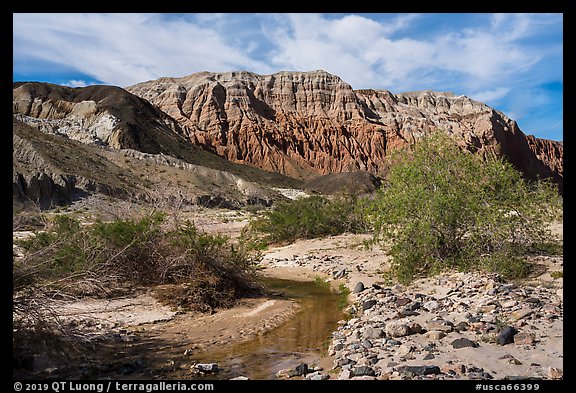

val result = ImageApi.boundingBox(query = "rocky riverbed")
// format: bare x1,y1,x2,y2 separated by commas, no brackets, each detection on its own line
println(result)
260,231,563,381
329,270,563,380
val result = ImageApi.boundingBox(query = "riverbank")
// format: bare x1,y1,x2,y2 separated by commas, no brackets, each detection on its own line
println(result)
257,226,564,381
13,211,563,380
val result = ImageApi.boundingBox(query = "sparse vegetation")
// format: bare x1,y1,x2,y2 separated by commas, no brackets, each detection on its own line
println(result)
14,211,262,311
248,194,367,245
363,132,562,284
336,283,350,310
313,276,331,290
550,271,563,280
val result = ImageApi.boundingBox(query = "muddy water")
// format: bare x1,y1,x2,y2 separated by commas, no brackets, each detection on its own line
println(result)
192,277,344,380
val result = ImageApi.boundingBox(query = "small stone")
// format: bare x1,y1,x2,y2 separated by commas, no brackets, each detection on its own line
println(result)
441,364,466,374
363,327,385,339
385,322,411,338
468,372,493,379
423,353,435,360
352,365,376,377
405,301,422,311
423,301,439,311
513,332,536,345
293,362,309,376
276,368,292,379
508,358,523,365
478,305,497,313
424,330,446,340
362,339,373,348
542,304,559,314
497,326,518,346
409,322,423,334
338,369,352,380
362,300,377,311
353,282,365,293
333,269,347,279
396,365,441,376
501,300,518,308
451,338,479,349
426,320,454,333
548,367,563,379
398,344,416,356
396,297,411,306
510,308,533,321
454,321,470,332
229,376,249,380
387,339,402,346
193,363,219,374
305,371,329,380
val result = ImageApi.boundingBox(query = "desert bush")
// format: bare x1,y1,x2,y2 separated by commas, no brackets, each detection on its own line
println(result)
14,212,261,310
248,194,367,245
364,132,562,284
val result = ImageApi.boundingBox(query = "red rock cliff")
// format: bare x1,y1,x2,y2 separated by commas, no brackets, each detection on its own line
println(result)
127,70,562,190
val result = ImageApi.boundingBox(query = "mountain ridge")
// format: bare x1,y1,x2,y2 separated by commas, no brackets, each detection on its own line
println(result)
125,70,562,191
13,70,563,208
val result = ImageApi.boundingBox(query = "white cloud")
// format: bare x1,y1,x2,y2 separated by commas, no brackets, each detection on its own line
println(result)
62,79,90,88
13,13,273,87
12,13,562,139
263,13,554,92
470,87,510,103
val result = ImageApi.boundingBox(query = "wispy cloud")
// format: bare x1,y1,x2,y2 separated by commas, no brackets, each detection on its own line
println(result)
13,13,273,87
12,13,563,140
62,79,90,88
471,87,511,103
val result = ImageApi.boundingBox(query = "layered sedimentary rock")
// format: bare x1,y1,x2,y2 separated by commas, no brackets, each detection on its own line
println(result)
13,71,562,192
13,118,133,208
13,81,188,154
127,71,563,190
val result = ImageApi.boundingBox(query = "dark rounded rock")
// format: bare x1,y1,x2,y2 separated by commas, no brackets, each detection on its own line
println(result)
497,326,518,346
451,338,479,349
362,299,377,311
294,363,309,376
454,321,470,332
397,365,441,376
396,297,411,306
353,282,365,293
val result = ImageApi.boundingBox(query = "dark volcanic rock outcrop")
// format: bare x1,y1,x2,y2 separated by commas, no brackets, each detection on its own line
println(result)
127,70,563,190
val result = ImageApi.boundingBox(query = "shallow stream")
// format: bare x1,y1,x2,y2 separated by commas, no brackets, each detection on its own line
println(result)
192,277,344,379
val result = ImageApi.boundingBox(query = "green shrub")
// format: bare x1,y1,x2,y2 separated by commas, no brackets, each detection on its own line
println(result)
248,194,367,244
337,283,350,310
13,212,261,311
364,132,562,284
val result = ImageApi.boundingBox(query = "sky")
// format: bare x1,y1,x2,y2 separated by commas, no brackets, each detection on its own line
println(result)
13,13,563,141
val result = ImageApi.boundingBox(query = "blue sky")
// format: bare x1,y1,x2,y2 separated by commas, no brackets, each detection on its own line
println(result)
13,13,563,141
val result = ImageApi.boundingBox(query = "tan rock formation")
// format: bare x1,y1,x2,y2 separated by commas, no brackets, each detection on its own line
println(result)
127,71,563,190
